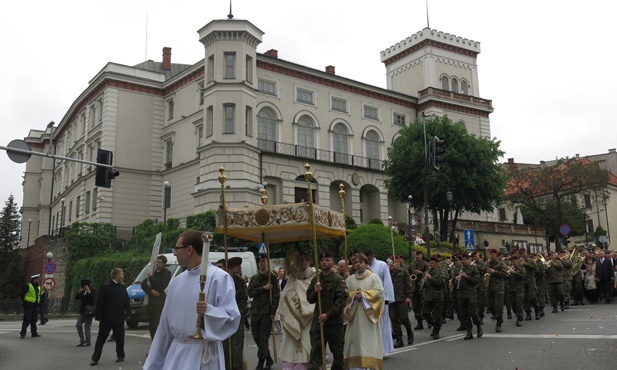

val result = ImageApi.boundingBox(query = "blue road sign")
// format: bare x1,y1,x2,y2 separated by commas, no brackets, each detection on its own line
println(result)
464,229,475,251
559,224,571,236
258,242,268,254
43,262,56,274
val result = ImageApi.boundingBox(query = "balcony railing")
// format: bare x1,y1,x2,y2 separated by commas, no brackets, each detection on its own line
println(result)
458,219,545,235
257,139,383,170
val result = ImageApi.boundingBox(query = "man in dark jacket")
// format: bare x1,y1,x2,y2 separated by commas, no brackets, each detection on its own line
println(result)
90,268,131,366
141,255,172,339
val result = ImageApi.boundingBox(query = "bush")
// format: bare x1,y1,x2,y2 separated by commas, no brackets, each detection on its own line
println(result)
345,224,408,260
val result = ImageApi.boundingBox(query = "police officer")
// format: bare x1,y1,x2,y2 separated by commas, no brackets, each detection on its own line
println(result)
223,257,249,370
408,251,428,329
307,251,346,370
248,255,280,370
390,255,414,347
20,274,42,339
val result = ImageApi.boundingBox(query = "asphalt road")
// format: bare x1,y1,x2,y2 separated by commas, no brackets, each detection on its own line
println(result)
1,302,616,369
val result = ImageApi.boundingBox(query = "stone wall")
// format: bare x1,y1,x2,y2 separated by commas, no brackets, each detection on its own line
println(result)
19,235,67,300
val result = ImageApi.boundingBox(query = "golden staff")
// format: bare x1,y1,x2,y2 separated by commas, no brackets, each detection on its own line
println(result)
189,232,213,339
338,183,349,275
305,164,326,370
260,184,278,363
218,167,234,369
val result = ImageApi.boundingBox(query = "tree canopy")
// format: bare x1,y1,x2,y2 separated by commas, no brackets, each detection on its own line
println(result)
0,194,23,298
383,115,506,242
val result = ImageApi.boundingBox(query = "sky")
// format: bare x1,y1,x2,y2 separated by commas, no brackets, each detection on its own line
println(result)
1,0,615,210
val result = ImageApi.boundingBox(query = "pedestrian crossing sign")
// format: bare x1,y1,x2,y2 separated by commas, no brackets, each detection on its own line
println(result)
258,242,268,254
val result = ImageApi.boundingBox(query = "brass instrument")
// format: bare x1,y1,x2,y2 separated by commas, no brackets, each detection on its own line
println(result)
448,278,453,291
483,273,490,287
570,246,585,276
410,274,418,281
470,260,476,266
409,272,418,292
538,254,552,269
455,268,464,290
505,265,515,275
447,262,455,271
419,271,430,291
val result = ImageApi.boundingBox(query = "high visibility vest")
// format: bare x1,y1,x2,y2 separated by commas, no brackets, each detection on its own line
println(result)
24,283,40,304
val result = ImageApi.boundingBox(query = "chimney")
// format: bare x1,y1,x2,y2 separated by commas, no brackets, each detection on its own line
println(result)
162,47,172,70
325,65,335,74
264,49,278,58
507,158,514,164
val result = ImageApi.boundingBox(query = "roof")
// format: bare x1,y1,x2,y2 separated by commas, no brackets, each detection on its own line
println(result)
132,60,193,80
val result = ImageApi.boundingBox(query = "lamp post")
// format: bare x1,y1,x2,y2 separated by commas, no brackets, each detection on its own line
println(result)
163,181,170,223
540,202,549,252
46,252,54,262
421,112,431,258
583,212,589,247
60,197,65,228
407,195,413,260
27,219,32,247
446,190,454,246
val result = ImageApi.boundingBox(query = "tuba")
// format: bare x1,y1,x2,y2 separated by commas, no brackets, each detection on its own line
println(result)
570,246,585,276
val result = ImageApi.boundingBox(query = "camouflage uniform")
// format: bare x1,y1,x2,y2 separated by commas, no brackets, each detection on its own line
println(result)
506,263,526,325
474,259,487,322
561,256,573,308
487,257,508,330
223,274,249,370
522,256,539,320
545,258,565,311
421,266,445,339
408,257,428,328
248,270,280,365
457,263,481,338
440,261,452,321
389,265,413,346
535,259,548,315
307,270,347,370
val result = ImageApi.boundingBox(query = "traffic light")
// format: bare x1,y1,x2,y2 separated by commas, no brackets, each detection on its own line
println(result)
432,136,445,170
95,149,119,188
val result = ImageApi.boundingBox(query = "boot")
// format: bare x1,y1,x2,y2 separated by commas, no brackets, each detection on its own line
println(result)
560,301,565,311
540,307,545,317
525,312,532,321
265,355,274,370
564,302,570,309
464,328,473,340
477,324,484,338
414,320,424,330
429,327,436,338
535,308,541,320
552,305,558,313
515,317,523,327
427,322,433,329
432,329,440,340
495,319,503,333
456,323,466,331
394,335,404,348
581,300,585,306
255,358,265,370
405,324,415,345
507,311,513,320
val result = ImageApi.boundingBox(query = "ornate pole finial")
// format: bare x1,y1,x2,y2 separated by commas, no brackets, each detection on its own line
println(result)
218,167,227,186
260,183,268,205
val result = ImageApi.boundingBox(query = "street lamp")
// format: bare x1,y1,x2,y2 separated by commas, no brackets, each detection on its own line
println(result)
60,198,65,228
540,202,549,252
46,252,54,262
27,219,32,247
407,195,413,260
446,191,454,245
163,181,170,223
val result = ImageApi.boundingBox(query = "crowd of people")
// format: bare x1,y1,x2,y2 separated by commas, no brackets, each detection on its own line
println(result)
18,229,617,370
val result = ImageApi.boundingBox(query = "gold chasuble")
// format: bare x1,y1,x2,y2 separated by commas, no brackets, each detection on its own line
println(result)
343,270,385,370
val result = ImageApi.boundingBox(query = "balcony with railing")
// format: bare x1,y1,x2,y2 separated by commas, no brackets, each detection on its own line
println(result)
458,219,544,235
257,139,383,170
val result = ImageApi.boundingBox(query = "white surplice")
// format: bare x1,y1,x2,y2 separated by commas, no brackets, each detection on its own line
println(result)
367,258,394,355
143,264,241,370
276,267,316,369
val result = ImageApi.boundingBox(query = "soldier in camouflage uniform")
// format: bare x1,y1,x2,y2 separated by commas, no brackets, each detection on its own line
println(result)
408,251,428,329
307,250,347,370
545,251,565,313
535,254,548,317
486,248,508,332
223,257,249,370
559,249,573,309
421,256,446,340
456,253,483,340
390,255,414,347
248,255,280,370
506,255,526,327
472,251,487,324
518,248,540,320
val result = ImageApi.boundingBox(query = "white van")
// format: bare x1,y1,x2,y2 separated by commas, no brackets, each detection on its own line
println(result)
126,251,257,328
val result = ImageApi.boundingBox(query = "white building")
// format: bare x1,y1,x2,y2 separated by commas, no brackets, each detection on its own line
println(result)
19,15,493,248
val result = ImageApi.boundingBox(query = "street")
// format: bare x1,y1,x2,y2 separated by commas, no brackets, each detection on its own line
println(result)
1,302,616,369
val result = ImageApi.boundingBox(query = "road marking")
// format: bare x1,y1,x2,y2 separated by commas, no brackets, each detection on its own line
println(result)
386,334,465,356
480,334,617,339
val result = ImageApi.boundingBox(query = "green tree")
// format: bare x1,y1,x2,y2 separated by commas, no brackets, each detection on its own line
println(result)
0,194,23,298
383,115,506,246
507,157,609,251
345,224,408,261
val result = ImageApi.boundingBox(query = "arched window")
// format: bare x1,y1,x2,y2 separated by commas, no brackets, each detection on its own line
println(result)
257,107,277,152
461,80,468,95
297,116,315,158
441,76,449,91
365,130,380,169
451,78,459,93
333,123,349,164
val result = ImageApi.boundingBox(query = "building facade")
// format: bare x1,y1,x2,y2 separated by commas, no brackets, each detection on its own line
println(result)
19,16,493,248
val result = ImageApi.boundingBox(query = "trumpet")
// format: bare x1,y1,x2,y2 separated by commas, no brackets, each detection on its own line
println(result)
483,273,490,287
419,271,430,291
470,260,477,266
447,262,455,271
455,269,464,290
505,265,515,275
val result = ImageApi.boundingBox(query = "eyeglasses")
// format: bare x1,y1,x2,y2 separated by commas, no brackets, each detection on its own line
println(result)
173,246,189,252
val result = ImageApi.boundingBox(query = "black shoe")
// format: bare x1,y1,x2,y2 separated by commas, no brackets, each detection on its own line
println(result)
77,342,86,347
515,319,522,327
429,328,436,338
32,334,42,338
255,358,265,370
407,332,414,345
115,358,124,363
525,313,532,321
90,360,98,366
464,329,473,340
432,331,440,340
495,324,502,333
540,307,545,317
107,338,115,342
413,322,424,330
560,302,565,311
581,301,585,306
20,334,25,339
535,310,541,320
477,325,483,338
84,343,91,346
394,336,404,348
552,306,558,313
265,356,274,370
456,324,466,331
507,313,513,320
564,303,569,309
490,316,496,320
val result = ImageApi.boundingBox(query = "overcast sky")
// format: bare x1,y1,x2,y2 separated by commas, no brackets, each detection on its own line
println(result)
1,0,615,211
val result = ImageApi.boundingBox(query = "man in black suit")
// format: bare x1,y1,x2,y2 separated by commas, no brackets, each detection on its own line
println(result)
90,268,131,366
595,251,614,304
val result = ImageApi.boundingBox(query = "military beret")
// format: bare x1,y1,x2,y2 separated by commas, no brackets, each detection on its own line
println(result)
547,251,555,256
510,255,518,260
320,250,334,259
510,247,519,253
430,256,441,262
460,253,469,259
415,251,423,255
228,257,242,268
496,251,503,256
489,248,498,254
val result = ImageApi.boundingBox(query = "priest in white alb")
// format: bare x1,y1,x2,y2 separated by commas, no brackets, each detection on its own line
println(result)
143,230,241,370
365,249,395,355
344,253,384,370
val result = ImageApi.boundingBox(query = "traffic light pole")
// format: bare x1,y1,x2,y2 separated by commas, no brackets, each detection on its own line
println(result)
1,145,113,168
422,113,431,258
